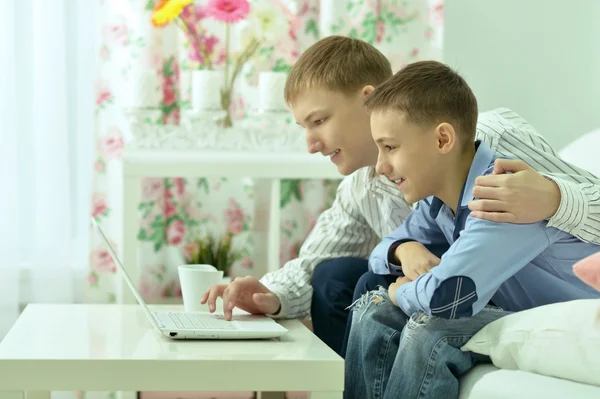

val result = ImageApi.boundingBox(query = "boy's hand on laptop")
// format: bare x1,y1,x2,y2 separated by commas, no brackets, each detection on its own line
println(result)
200,276,281,321
394,242,441,280
469,159,560,224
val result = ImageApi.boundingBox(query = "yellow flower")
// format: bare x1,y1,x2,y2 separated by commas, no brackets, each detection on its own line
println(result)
151,0,193,27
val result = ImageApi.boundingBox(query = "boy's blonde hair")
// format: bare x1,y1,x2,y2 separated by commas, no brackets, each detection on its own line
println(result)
284,36,393,105
364,60,478,146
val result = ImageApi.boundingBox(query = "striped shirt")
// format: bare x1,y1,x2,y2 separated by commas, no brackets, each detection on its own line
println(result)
261,108,600,319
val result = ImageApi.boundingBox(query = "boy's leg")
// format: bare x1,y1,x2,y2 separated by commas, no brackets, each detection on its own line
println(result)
340,271,397,358
344,288,510,399
310,257,368,356
344,288,410,399
384,307,509,399
339,243,448,358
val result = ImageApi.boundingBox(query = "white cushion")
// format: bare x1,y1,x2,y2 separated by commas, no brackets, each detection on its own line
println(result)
559,128,600,176
461,299,600,387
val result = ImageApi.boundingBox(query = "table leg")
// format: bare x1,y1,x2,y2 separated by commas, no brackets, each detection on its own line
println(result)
24,392,50,399
266,179,281,275
121,174,141,304
116,391,137,399
252,178,282,277
309,392,342,399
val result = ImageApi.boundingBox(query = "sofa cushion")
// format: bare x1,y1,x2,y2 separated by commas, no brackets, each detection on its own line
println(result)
559,128,600,176
461,299,600,387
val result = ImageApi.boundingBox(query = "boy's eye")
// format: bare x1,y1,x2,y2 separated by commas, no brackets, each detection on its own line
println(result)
384,145,395,152
314,118,326,126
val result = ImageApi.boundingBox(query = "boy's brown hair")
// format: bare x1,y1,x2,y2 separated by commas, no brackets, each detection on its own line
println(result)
284,36,393,105
364,60,478,146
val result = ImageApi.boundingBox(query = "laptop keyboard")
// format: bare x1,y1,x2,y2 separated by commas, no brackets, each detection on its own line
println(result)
167,312,235,330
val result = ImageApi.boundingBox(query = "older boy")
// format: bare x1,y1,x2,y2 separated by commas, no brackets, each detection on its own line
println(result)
344,60,600,399
201,36,600,357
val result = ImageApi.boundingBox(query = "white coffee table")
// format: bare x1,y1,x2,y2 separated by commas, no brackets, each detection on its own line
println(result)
0,304,344,399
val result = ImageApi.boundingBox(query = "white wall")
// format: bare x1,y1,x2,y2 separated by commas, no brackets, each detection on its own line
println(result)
443,0,600,150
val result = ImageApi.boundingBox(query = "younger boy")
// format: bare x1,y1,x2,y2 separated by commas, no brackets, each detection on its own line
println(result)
344,60,600,399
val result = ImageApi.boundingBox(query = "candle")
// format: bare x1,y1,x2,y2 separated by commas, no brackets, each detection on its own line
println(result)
122,70,161,109
319,0,337,38
191,70,224,110
258,71,288,111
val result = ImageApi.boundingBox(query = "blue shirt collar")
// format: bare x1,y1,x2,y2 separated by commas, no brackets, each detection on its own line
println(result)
429,141,496,218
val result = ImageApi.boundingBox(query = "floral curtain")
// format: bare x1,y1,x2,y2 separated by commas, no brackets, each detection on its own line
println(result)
87,0,444,305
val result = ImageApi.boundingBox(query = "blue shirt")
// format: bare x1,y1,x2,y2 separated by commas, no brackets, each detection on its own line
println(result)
369,141,600,319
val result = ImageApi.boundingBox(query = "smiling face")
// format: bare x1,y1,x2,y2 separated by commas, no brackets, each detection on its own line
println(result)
372,110,443,204
364,60,479,207
290,88,379,176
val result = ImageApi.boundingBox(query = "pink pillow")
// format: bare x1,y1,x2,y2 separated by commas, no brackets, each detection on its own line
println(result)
573,251,600,292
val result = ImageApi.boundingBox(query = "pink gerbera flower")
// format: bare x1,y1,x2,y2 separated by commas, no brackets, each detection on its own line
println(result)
205,0,250,23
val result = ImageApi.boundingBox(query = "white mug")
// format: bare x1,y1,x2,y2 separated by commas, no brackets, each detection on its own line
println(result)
178,264,224,312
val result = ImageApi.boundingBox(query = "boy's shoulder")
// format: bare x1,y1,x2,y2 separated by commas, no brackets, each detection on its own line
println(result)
340,165,381,193
476,108,544,142
478,107,528,129
461,153,503,208
336,165,373,191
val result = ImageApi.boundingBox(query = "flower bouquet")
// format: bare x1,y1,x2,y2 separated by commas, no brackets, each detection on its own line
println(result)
150,0,289,127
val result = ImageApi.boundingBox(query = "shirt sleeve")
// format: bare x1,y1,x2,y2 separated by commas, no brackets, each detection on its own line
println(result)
260,174,381,319
394,216,561,319
542,177,600,246
368,198,448,275
480,108,600,245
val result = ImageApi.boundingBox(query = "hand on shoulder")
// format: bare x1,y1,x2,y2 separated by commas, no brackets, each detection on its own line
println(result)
469,159,560,224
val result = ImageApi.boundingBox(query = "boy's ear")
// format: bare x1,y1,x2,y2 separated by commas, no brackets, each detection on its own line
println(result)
435,122,457,154
362,85,375,98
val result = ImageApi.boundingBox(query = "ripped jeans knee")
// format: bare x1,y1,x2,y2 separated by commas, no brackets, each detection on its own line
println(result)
347,286,390,323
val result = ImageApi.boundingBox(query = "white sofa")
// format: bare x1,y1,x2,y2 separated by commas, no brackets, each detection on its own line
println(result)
458,129,600,398
459,363,600,398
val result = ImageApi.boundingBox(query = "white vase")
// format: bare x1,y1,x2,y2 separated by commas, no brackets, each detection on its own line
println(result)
191,69,224,111
122,69,161,109
258,71,288,111
319,0,339,37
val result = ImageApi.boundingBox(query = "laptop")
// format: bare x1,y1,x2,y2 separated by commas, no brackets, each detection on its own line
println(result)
91,217,288,340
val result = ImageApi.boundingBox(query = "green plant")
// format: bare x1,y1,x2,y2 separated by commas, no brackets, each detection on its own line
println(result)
182,232,240,276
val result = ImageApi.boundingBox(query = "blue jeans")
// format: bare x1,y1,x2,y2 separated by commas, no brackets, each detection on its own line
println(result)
344,288,510,399
340,271,397,356
311,259,396,357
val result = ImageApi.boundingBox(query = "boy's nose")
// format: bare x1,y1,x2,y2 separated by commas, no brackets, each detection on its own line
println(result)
376,157,391,176
306,132,323,154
